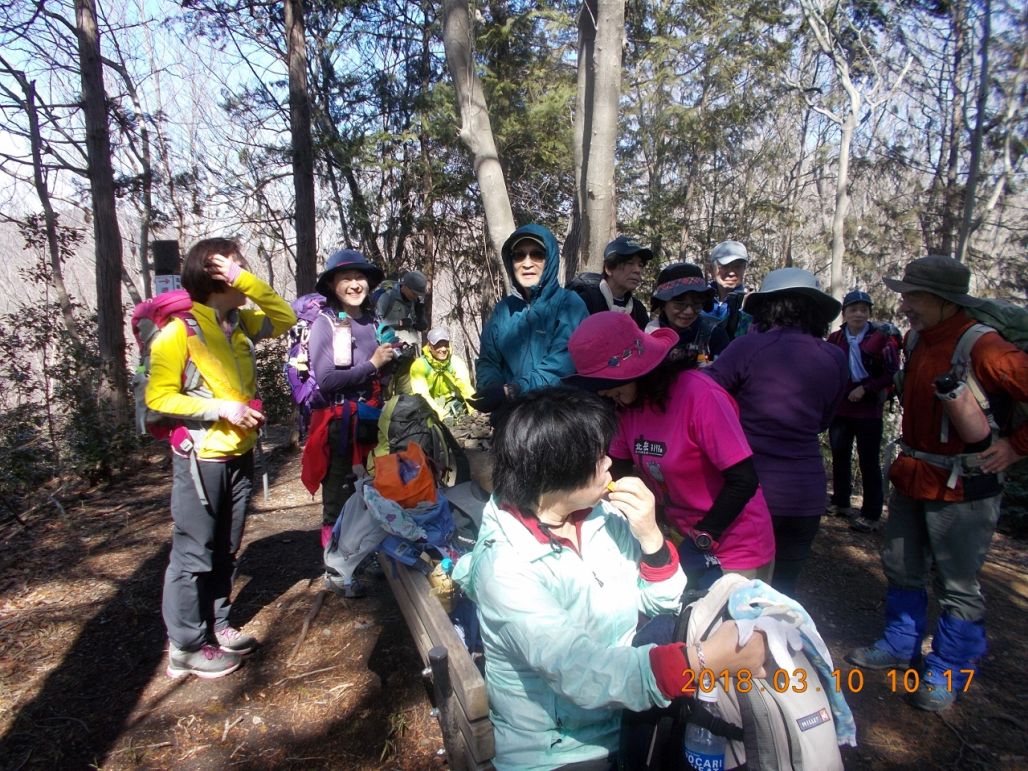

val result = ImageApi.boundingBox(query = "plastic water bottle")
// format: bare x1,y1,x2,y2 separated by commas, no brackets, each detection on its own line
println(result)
332,312,353,367
685,688,725,771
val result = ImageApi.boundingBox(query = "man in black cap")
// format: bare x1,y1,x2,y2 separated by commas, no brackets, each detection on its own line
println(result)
847,255,1027,713
575,235,652,330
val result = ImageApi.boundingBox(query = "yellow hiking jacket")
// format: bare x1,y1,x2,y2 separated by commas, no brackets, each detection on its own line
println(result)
145,269,296,459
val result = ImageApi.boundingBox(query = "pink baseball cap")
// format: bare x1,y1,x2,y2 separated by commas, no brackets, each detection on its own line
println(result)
565,312,678,390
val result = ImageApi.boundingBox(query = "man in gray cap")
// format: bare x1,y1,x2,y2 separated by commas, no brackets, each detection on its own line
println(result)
575,235,652,329
847,255,1027,713
375,269,430,393
707,240,751,338
376,269,430,345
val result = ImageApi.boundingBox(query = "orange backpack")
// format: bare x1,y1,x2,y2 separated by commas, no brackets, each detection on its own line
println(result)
372,442,438,508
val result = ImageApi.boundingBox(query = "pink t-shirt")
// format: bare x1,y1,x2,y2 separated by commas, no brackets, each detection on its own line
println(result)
609,370,775,570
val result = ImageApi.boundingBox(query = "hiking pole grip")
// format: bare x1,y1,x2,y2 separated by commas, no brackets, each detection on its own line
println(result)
428,645,466,771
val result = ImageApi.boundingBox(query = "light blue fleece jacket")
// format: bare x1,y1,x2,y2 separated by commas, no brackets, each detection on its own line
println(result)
453,498,685,770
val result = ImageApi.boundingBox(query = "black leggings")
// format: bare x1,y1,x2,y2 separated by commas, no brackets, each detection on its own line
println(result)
770,514,822,597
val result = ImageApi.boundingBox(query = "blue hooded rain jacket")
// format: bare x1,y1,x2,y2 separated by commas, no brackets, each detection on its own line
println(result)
476,224,588,393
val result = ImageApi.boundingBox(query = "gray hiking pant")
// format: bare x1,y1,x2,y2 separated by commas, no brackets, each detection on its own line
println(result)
881,491,1000,622
162,451,253,651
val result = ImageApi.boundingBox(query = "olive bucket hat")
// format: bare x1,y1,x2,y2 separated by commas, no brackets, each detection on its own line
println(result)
882,255,983,308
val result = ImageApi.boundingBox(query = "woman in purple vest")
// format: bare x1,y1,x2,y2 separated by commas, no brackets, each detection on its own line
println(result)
705,268,847,596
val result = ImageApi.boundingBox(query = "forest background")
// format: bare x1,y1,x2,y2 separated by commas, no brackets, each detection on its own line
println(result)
0,0,1025,518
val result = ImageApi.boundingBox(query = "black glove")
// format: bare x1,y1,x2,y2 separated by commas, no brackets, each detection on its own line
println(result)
468,386,506,413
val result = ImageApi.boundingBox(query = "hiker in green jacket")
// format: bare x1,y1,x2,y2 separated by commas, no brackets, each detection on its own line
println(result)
408,326,476,420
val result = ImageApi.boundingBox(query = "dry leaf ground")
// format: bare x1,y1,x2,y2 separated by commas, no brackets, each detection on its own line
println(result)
1,432,1025,769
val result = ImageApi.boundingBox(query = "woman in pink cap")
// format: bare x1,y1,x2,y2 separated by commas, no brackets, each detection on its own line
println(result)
566,312,774,578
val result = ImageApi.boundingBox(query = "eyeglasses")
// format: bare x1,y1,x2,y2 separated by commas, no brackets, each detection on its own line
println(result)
607,338,645,367
665,299,705,312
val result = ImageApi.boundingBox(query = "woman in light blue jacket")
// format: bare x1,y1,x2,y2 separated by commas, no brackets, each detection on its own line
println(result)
469,224,588,414
453,388,767,770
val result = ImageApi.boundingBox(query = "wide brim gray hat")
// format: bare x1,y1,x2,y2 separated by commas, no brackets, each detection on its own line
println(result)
743,267,841,321
882,255,983,308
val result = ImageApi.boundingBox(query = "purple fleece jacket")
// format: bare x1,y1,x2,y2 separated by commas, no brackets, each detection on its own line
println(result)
308,311,381,407
705,328,848,518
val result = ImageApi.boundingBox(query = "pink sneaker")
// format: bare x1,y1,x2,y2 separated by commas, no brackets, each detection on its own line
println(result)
321,524,333,549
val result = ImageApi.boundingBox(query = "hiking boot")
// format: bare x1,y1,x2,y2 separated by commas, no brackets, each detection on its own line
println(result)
850,516,880,533
846,644,910,671
908,679,957,713
167,644,242,679
325,572,366,599
215,626,258,655
826,504,851,518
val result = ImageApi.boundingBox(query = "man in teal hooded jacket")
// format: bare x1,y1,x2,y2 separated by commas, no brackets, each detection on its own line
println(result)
471,224,588,413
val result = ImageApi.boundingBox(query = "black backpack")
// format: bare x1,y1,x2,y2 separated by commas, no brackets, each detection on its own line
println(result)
372,394,471,487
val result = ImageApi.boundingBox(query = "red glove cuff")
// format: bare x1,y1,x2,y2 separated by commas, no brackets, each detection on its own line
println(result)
649,642,696,700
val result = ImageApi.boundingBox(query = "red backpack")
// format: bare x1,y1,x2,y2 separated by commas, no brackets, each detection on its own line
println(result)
130,289,200,439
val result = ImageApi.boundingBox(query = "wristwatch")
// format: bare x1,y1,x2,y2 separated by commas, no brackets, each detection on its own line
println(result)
690,529,717,552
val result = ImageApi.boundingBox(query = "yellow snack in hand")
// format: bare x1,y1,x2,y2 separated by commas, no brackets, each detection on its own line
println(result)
606,481,617,492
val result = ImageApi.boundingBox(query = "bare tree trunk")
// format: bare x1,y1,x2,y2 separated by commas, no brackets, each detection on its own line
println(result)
441,0,515,270
285,0,317,293
830,109,856,300
574,0,623,275
940,0,968,257
103,54,154,299
17,72,83,348
75,0,130,425
956,0,991,262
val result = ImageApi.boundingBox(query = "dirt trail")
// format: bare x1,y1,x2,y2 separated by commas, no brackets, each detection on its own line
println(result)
1,437,1025,769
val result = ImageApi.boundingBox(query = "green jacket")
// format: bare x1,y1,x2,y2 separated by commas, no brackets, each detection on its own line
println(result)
453,498,685,770
408,346,475,418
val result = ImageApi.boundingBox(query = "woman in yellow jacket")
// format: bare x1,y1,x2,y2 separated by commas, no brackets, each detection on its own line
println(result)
146,238,295,679
408,326,476,420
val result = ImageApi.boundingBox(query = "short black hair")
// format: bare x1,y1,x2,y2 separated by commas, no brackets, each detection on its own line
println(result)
750,294,829,338
602,251,643,278
181,238,247,303
492,387,616,517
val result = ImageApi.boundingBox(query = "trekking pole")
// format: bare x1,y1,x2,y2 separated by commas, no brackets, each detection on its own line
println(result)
256,432,270,502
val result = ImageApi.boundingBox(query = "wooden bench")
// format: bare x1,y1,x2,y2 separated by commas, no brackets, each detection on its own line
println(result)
383,555,495,770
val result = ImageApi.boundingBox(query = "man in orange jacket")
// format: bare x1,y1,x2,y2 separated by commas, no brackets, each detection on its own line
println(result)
847,255,1027,712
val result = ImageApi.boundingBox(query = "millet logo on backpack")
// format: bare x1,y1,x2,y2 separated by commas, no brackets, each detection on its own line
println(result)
796,707,831,732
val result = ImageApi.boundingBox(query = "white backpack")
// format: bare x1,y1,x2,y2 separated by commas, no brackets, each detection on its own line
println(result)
685,574,845,770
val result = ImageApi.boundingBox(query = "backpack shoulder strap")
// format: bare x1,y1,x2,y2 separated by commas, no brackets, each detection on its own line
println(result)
951,323,998,429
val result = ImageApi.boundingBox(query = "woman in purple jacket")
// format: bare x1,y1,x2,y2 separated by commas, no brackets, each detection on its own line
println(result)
302,250,395,590
705,268,847,596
